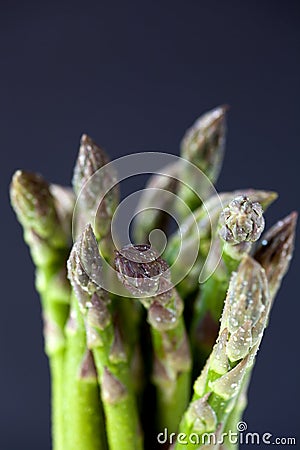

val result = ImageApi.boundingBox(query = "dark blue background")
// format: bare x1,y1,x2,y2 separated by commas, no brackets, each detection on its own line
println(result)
1,1,299,449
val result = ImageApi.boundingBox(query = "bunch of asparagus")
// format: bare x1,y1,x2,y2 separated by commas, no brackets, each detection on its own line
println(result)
10,108,297,450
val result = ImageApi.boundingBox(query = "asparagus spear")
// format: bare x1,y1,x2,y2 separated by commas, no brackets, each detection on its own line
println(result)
10,171,72,450
175,255,270,449
69,225,143,450
190,195,266,370
222,212,297,449
133,107,227,243
72,134,119,261
63,292,107,450
254,211,297,299
72,133,142,365
176,105,227,218
115,244,192,433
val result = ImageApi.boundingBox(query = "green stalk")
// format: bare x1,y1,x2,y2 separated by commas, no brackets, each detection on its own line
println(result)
92,333,143,450
150,318,191,432
10,171,72,450
189,194,274,370
115,243,192,433
69,225,143,450
72,136,144,446
63,295,107,450
72,137,144,445
221,212,297,449
175,256,271,449
112,295,145,401
49,350,67,450
41,290,70,450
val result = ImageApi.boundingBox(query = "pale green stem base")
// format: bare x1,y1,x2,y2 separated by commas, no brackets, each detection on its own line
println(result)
49,350,65,450
92,349,143,450
64,299,107,450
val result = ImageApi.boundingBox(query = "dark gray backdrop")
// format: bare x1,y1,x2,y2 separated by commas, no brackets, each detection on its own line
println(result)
1,1,299,449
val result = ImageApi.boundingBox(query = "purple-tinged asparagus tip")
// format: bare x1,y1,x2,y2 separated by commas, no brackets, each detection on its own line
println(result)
114,244,171,297
67,224,103,299
254,212,297,298
72,134,109,197
180,105,228,182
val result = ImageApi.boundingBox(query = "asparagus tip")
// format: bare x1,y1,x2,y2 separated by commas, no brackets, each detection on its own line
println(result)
72,134,108,196
80,133,89,144
10,169,61,241
219,196,265,245
67,224,103,305
254,211,297,297
180,105,227,182
114,244,171,297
